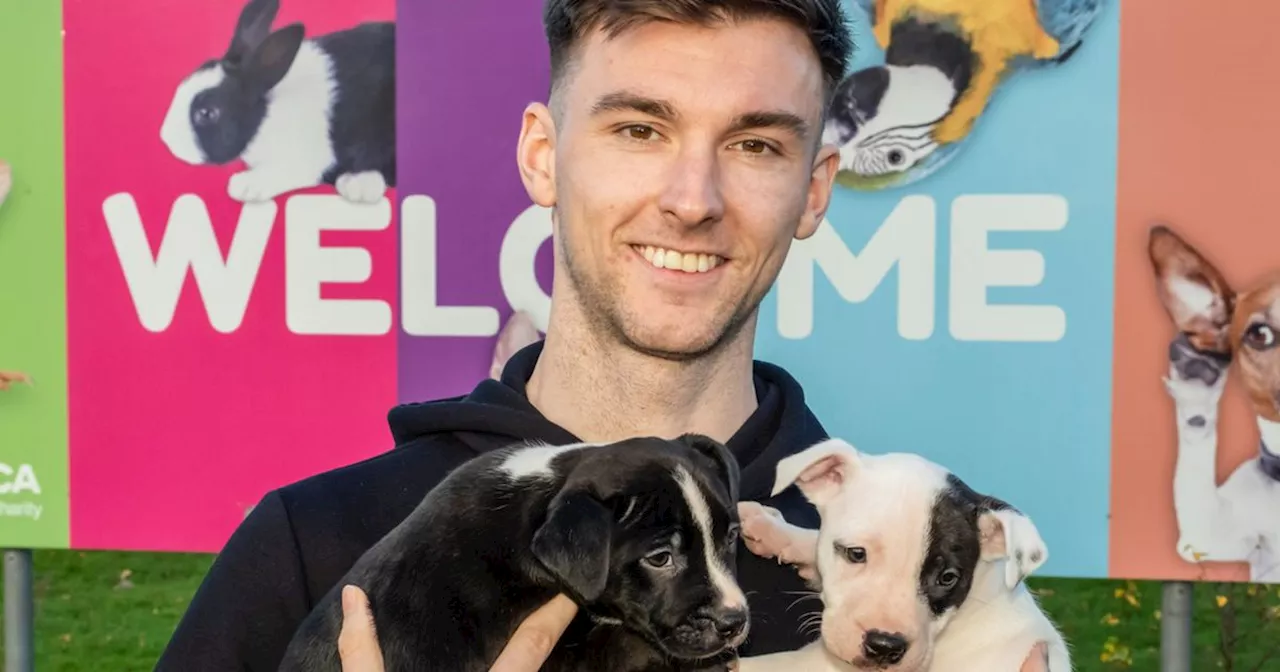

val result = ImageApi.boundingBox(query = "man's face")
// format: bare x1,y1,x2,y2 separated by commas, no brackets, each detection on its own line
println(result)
520,18,838,359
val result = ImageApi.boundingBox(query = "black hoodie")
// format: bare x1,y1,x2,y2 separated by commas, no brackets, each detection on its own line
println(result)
156,341,830,671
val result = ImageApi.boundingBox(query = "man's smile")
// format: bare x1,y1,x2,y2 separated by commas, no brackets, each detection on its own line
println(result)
630,244,727,274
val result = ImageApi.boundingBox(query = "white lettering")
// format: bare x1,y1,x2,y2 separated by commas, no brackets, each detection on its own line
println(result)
0,463,41,495
949,195,1067,342
103,193,273,333
500,204,554,331
284,195,393,335
400,195,501,336
776,195,936,340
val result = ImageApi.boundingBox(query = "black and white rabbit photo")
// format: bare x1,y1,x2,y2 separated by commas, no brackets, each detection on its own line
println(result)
159,0,395,205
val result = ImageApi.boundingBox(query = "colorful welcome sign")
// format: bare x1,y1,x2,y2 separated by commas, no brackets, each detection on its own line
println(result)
2,0,1276,586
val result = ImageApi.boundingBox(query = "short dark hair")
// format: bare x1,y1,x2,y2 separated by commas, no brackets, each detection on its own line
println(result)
542,0,854,105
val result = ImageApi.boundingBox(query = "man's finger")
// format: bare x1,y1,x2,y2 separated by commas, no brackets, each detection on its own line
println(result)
338,584,385,672
489,593,578,672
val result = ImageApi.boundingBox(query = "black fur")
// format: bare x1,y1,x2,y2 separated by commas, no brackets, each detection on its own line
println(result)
277,434,745,672
918,475,1013,617
315,22,397,188
186,0,395,188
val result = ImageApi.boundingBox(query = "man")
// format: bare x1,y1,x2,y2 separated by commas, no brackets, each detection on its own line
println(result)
158,0,852,668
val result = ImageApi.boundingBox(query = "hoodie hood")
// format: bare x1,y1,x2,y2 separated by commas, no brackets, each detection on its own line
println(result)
386,340,829,501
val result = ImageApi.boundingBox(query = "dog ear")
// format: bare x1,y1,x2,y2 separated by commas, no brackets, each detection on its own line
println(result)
1148,224,1235,354
977,509,1049,589
771,438,861,507
531,488,613,602
676,433,741,503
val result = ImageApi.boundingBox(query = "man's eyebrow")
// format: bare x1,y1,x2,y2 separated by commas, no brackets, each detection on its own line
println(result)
729,111,810,140
590,92,810,140
590,91,678,121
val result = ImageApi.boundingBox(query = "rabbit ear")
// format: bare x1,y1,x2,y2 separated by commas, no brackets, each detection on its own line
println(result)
243,24,305,93
225,0,281,64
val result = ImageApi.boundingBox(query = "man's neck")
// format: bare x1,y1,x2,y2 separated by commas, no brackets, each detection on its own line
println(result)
525,315,759,445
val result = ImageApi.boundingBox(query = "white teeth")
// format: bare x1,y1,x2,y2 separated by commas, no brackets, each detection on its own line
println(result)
636,246,723,274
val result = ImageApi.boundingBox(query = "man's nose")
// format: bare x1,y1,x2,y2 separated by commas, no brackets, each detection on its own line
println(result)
658,145,725,227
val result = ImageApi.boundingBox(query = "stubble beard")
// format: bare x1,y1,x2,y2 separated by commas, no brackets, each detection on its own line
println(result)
560,236,759,364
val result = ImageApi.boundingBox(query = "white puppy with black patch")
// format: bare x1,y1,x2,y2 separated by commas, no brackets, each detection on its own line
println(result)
735,438,1071,672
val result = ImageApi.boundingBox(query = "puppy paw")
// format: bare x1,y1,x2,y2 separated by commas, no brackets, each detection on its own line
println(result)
738,502,817,569
1167,333,1230,389
336,171,387,204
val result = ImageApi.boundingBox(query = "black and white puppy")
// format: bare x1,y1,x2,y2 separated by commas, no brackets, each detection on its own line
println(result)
160,0,395,204
278,434,749,672
735,438,1070,672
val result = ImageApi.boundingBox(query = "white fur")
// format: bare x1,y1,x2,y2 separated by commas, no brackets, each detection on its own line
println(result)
336,171,388,204
232,41,338,203
498,442,600,480
1163,367,1280,581
824,65,954,176
160,41,355,204
673,465,747,612
738,438,1070,672
1167,277,1219,318
161,65,226,165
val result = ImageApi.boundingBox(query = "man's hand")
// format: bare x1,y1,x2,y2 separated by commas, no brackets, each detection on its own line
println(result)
336,585,579,672
338,585,384,672
489,593,578,671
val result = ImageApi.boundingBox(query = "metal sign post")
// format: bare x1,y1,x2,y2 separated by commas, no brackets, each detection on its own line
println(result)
3,548,34,672
1161,581,1193,672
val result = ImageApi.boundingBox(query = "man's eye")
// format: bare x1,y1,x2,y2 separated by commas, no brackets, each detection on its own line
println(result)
738,139,772,154
624,125,655,141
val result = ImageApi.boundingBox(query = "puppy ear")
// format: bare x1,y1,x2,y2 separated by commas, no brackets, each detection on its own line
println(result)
676,434,741,503
771,438,861,507
531,488,612,602
1148,224,1235,354
978,509,1049,589
490,311,542,380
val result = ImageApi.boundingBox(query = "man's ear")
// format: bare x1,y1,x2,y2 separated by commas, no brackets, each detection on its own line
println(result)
771,438,861,507
531,488,612,602
795,143,839,241
516,102,557,208
1148,224,1235,354
978,509,1049,589
676,433,741,503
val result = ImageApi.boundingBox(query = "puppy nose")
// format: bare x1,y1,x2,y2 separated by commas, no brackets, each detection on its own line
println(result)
697,606,748,639
862,630,908,664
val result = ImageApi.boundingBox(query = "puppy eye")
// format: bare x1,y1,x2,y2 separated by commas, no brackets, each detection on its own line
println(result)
643,551,673,569
726,524,741,546
1245,323,1277,350
938,568,960,588
835,543,867,563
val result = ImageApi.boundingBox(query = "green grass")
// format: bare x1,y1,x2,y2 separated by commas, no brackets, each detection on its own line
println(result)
1,550,1278,670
